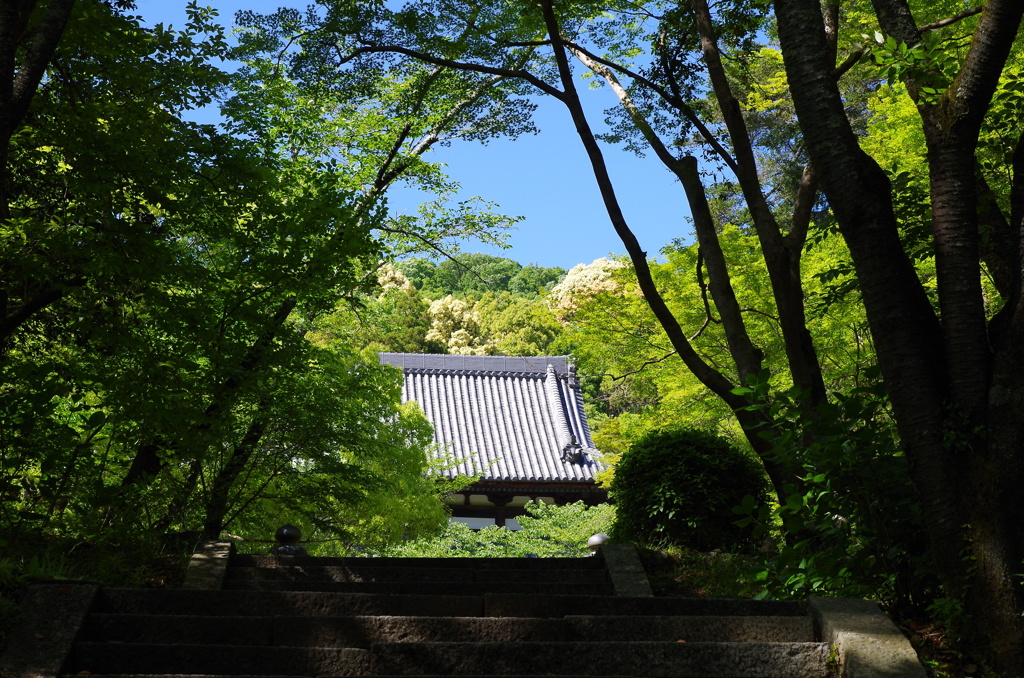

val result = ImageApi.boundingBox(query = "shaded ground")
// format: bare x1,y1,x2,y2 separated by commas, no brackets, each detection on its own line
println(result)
896,619,981,678
637,547,758,598
0,531,190,655
637,546,980,678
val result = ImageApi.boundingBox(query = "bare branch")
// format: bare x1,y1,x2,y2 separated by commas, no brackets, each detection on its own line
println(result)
407,71,515,158
375,121,414,191
787,162,817,251
741,306,781,323
586,350,679,382
835,47,870,79
375,224,504,289
341,43,565,100
564,39,739,174
694,247,720,329
919,6,984,33
689,314,713,342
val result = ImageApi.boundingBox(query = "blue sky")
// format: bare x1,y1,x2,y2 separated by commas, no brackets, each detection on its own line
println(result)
135,1,692,270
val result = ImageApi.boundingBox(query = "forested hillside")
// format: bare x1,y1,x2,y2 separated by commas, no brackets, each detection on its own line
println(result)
310,253,567,356
3,0,1024,672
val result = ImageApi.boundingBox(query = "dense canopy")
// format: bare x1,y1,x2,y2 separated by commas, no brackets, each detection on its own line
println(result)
2,0,1023,672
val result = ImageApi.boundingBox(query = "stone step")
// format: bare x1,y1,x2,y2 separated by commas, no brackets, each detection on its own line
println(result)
71,642,369,676
71,640,827,677
567,614,815,643
92,587,484,618
482,593,808,618
224,564,609,584
78,614,566,646
10,550,925,678
366,640,829,677
221,579,613,595
93,588,805,620
232,555,606,569
79,613,815,646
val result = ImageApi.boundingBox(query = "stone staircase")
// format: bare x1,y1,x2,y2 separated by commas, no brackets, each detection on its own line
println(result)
1,543,927,678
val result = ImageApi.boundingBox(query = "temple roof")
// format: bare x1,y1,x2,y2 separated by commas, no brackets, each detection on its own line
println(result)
378,353,603,483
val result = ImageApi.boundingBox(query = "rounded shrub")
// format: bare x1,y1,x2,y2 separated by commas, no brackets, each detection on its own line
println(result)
610,426,769,552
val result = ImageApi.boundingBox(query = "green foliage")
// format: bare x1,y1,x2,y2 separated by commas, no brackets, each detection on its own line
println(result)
865,30,959,102
310,283,442,354
474,291,562,356
375,501,615,558
610,427,770,552
509,265,568,298
398,254,565,298
325,255,567,357
732,373,935,605
195,346,453,548
0,0,526,567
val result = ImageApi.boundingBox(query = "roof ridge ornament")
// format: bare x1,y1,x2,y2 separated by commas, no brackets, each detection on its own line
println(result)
560,433,585,464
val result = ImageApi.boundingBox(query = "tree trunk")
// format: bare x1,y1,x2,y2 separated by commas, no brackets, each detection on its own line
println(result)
776,0,955,579
689,0,827,408
201,400,270,540
777,0,1024,671
0,0,76,218
543,0,806,498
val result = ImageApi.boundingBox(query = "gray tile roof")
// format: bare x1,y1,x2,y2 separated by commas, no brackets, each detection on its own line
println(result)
379,353,603,483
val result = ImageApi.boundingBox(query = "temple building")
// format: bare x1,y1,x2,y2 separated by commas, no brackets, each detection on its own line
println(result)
379,353,607,528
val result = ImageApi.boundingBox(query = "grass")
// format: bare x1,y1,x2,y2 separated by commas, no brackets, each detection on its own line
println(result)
0,528,192,654
636,546,759,598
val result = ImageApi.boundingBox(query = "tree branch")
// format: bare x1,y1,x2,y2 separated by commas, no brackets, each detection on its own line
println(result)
564,39,739,174
601,350,679,381
691,0,826,404
8,0,76,133
918,6,984,33
341,43,565,100
542,3,741,398
787,162,817,252
0,281,78,346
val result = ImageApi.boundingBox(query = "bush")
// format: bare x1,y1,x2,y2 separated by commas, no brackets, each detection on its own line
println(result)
610,427,768,552
732,378,936,606
373,501,615,558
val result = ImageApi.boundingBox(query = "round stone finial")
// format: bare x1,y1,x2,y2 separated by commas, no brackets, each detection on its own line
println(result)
270,524,308,556
275,524,302,544
588,533,610,550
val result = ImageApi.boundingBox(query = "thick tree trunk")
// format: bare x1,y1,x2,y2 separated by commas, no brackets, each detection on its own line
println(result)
777,0,959,612
777,0,1024,672
925,138,990,427
981,293,1024,673
881,0,1024,669
963,102,1024,678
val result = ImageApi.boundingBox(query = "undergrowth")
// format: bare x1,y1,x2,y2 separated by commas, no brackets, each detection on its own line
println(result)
0,528,191,653
636,546,757,598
